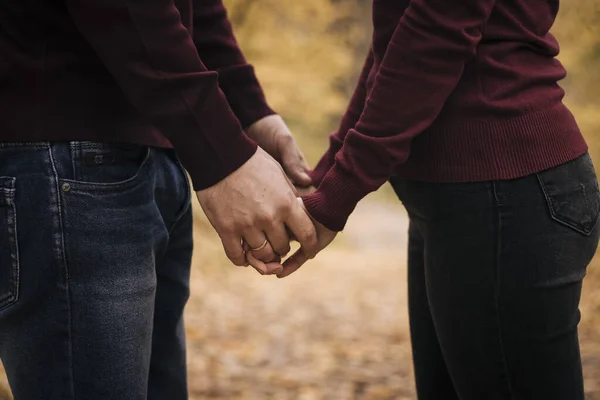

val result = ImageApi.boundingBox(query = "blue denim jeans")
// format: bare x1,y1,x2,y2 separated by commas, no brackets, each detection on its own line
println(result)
0,142,193,399
391,153,600,400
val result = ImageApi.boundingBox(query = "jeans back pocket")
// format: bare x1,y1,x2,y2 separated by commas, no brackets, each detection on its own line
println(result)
537,153,600,236
0,176,19,311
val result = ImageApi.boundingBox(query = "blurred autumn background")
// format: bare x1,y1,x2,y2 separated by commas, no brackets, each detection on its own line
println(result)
2,1,600,399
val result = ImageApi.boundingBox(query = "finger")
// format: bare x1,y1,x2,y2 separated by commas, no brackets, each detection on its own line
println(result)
288,176,299,197
285,226,296,241
277,248,309,278
242,240,267,274
265,223,291,258
245,250,268,275
246,250,283,275
280,162,299,196
221,234,246,266
281,141,312,186
243,229,278,263
266,148,299,196
285,199,318,258
264,258,284,275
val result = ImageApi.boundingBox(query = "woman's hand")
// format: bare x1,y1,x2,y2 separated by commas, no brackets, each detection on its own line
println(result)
246,115,312,187
277,198,337,279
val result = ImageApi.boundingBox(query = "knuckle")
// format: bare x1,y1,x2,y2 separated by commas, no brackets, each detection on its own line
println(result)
233,217,252,231
277,244,291,256
278,133,295,146
244,214,257,227
279,199,294,215
224,248,245,265
228,254,246,267
265,247,278,258
219,221,239,235
257,211,275,225
254,254,272,264
298,227,316,243
235,256,248,266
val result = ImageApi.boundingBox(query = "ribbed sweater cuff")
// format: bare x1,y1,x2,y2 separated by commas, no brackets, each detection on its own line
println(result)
309,148,336,188
173,83,259,191
302,164,368,232
184,133,258,191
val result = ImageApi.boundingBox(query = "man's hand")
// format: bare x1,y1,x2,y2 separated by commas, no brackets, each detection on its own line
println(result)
243,187,313,275
277,198,337,279
196,148,318,272
246,115,312,187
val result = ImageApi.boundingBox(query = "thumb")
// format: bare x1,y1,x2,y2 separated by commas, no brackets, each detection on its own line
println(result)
277,247,309,279
280,142,312,186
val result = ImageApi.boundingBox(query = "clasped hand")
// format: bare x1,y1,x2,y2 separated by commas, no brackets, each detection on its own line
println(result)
196,115,336,278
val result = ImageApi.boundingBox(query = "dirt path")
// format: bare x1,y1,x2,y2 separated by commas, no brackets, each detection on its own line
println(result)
185,199,414,399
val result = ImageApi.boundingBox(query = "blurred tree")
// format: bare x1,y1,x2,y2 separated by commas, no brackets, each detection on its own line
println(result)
224,0,599,160
555,0,600,99
223,0,372,163
553,0,600,155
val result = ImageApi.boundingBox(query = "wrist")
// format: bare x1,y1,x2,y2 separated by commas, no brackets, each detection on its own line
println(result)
188,137,258,191
246,114,295,157
302,164,368,232
246,114,285,137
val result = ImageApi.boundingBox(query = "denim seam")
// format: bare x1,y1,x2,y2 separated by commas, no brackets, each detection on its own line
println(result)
48,146,76,400
69,142,79,181
0,142,50,148
492,182,515,399
0,180,19,312
168,201,192,236
167,158,192,235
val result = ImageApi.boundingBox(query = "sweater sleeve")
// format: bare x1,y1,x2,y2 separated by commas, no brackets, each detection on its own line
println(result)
303,0,498,231
66,0,257,190
192,0,275,128
310,49,374,188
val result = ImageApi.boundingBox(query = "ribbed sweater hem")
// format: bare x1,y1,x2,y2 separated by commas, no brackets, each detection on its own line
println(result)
394,103,587,182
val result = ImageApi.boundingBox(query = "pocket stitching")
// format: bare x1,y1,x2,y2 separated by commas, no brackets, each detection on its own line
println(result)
536,173,599,236
60,147,151,194
0,177,19,312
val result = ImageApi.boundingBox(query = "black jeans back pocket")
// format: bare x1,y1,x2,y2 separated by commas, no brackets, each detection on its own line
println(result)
537,153,600,236
0,176,19,311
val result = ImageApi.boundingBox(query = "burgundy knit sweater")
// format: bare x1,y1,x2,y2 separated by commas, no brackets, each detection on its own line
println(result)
303,0,587,231
1,0,587,233
0,0,273,190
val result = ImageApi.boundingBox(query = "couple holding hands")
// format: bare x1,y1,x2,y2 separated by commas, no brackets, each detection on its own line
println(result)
0,0,598,399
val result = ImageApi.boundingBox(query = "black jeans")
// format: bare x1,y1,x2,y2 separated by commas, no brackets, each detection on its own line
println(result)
390,153,600,400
